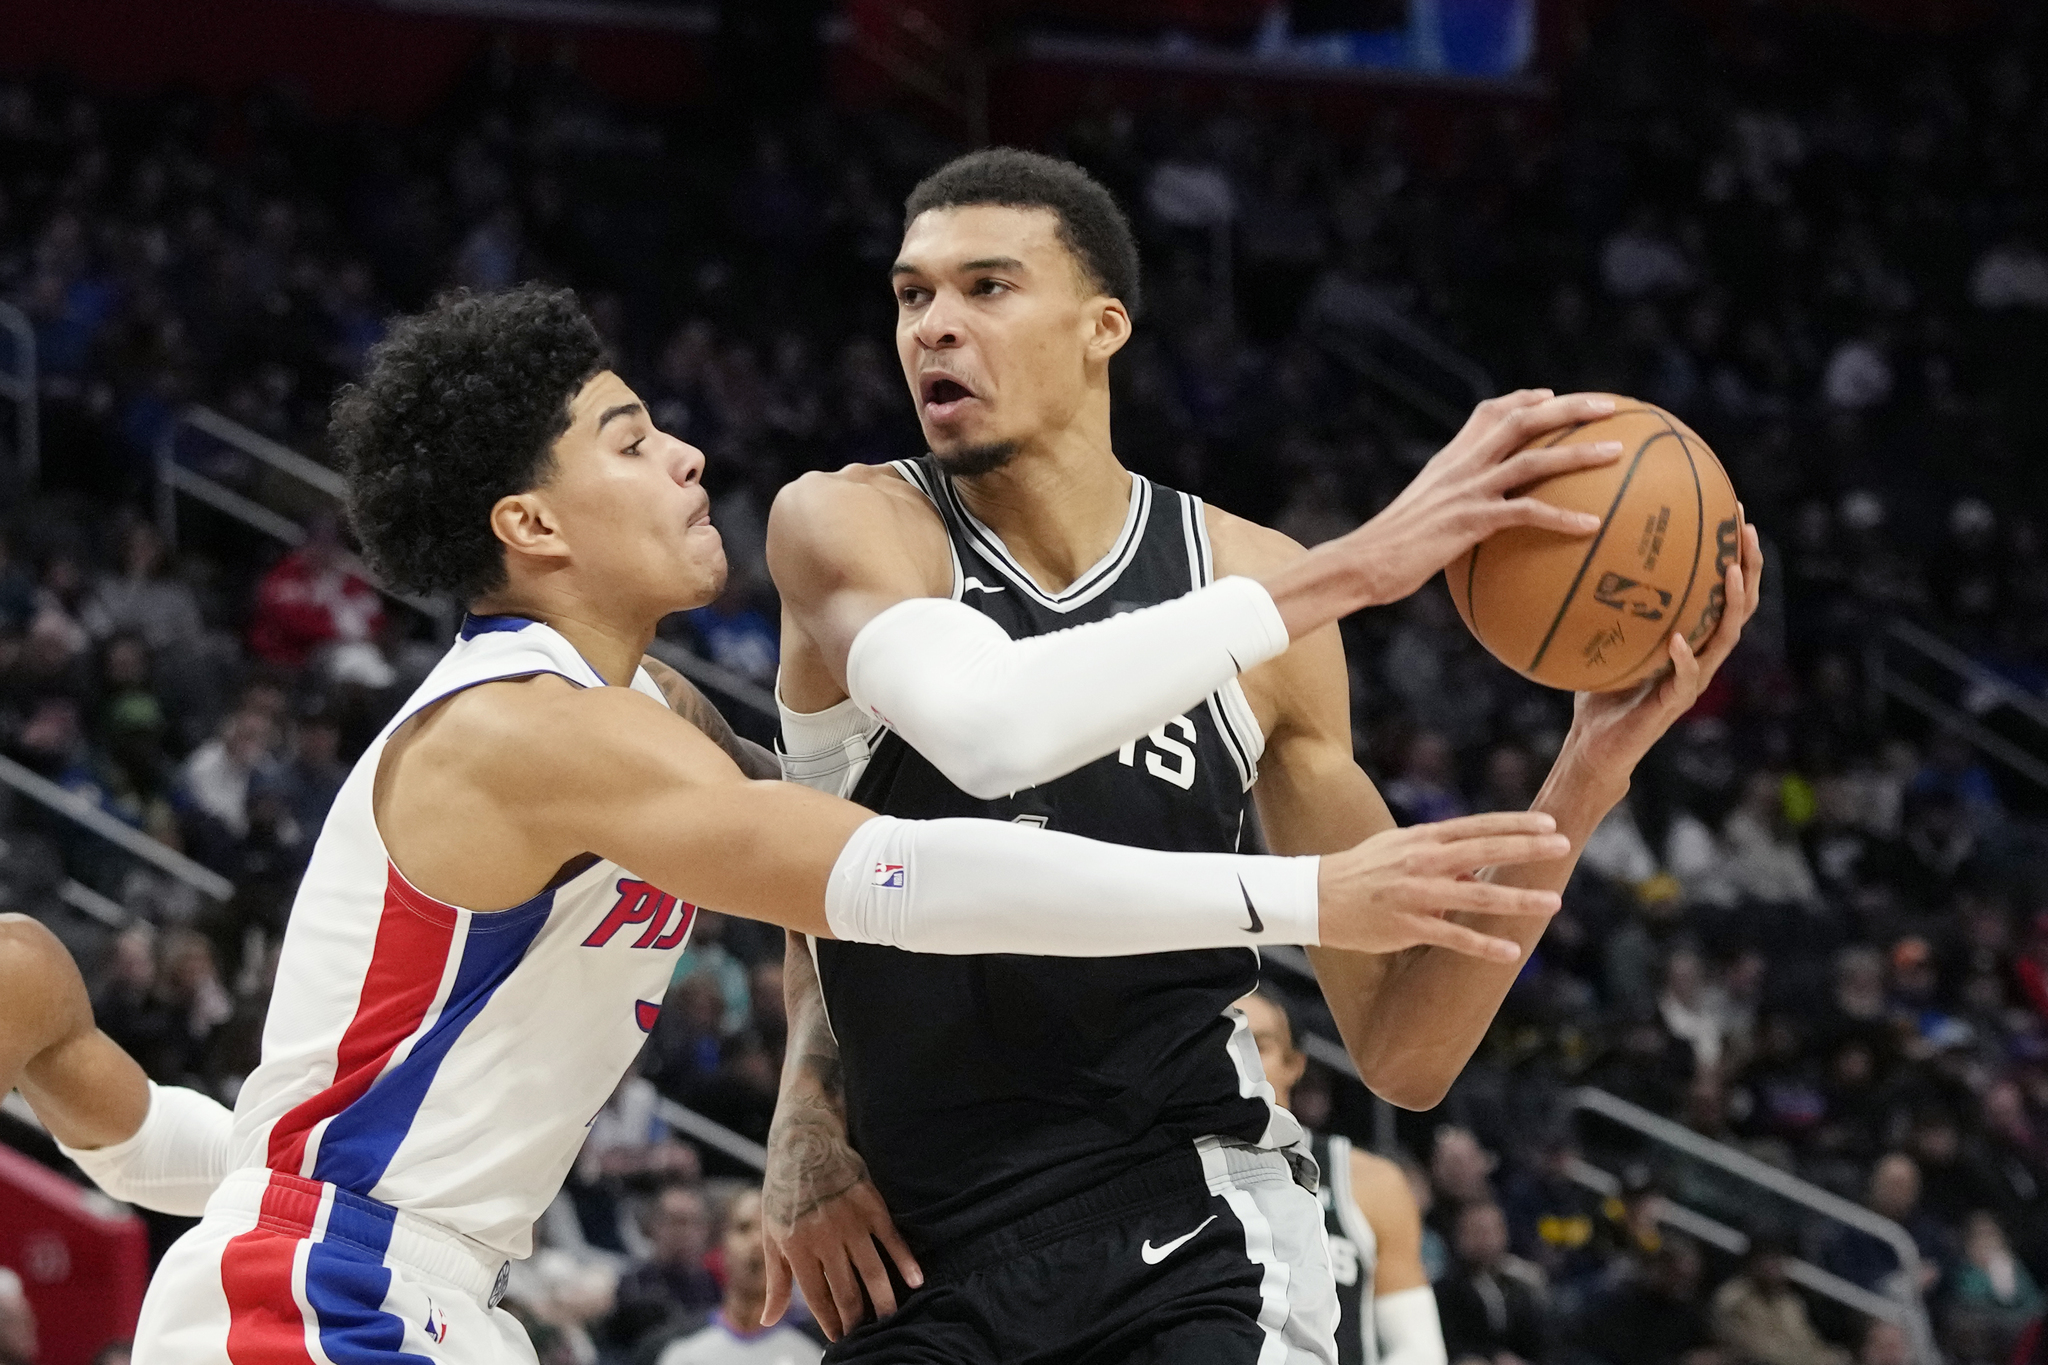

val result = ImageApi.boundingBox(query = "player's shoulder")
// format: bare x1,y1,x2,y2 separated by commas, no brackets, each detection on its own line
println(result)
409,672,675,787
1348,1146,1419,1217
770,459,934,535
1201,502,1310,578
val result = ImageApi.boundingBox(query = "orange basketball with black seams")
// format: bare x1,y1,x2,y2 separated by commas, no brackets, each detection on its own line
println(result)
1445,396,1741,693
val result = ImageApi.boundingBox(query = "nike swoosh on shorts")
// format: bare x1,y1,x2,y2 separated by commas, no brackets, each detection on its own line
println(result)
1140,1214,1219,1264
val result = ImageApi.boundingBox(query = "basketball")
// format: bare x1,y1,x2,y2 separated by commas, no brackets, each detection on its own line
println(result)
1445,397,1742,693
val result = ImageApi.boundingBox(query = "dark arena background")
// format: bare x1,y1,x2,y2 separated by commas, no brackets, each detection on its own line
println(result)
3,2,2048,1363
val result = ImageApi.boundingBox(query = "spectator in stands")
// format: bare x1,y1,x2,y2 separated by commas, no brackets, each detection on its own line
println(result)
608,1182,724,1351
656,1188,820,1365
1435,1200,1550,1365
1430,1127,1500,1230
673,912,753,1038
1710,1236,1850,1365
1576,1237,1726,1365
174,706,278,869
0,532,39,636
0,1268,33,1365
1723,772,1825,912
80,521,201,653
268,700,346,843
245,516,385,679
1855,1320,1911,1365
1944,1210,2043,1362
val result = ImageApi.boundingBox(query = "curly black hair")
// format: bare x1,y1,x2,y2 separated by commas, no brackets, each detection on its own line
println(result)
904,148,1142,315
330,284,607,603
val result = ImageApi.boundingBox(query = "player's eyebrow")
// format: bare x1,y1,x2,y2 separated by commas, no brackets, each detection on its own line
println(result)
596,401,644,431
959,256,1025,273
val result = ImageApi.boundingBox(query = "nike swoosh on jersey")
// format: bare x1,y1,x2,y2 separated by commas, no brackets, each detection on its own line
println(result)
1140,1214,1218,1264
1238,877,1264,934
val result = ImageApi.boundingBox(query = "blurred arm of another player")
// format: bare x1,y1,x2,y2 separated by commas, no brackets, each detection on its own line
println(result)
767,391,1620,802
1350,1147,1448,1365
0,915,232,1214
1226,506,1764,1111
758,930,921,1341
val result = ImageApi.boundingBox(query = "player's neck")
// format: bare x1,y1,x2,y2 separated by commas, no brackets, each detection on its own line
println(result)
468,586,655,687
950,431,1132,596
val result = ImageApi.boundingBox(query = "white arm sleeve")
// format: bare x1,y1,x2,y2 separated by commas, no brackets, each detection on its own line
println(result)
825,814,1320,956
58,1082,235,1216
845,576,1289,799
1374,1284,1448,1365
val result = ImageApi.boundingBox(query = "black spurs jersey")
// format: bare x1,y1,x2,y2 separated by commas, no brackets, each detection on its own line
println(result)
779,455,1294,1252
1311,1130,1382,1365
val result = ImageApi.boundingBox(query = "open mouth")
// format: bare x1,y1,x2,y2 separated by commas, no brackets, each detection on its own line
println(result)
920,373,979,420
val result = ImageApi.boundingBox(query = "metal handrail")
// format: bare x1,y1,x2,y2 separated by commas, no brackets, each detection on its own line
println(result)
0,300,37,481
1563,1156,1915,1329
1568,1086,1936,1363
1885,617,2048,731
0,752,233,902
656,1098,767,1172
155,405,452,628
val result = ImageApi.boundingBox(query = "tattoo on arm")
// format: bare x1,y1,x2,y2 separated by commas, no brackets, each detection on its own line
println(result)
764,930,866,1226
640,653,782,779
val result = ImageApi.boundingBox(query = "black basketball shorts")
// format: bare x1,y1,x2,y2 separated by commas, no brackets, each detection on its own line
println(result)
824,1137,1339,1365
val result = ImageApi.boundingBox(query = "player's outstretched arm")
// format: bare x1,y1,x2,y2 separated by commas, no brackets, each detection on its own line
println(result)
770,394,1619,802
1233,512,1764,1110
436,676,1566,962
0,915,234,1214
761,932,921,1341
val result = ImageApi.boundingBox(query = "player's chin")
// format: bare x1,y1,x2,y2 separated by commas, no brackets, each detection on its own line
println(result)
672,541,728,609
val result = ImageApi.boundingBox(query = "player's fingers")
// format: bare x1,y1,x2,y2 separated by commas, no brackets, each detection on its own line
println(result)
795,1256,845,1340
848,1235,900,1319
856,1195,926,1291
1487,496,1605,538
1742,521,1764,615
1486,440,1623,493
762,1244,793,1327
821,1250,870,1336
1407,913,1526,964
1478,392,1617,462
1408,834,1572,876
1407,877,1563,918
1413,811,1559,843
1461,388,1553,437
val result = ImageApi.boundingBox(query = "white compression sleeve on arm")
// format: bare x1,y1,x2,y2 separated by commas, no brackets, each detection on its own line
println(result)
1374,1285,1448,1365
58,1082,235,1216
845,576,1289,799
824,814,1319,956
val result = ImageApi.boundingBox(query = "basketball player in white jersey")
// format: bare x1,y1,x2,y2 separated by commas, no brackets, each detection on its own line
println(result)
1239,989,1445,1365
0,284,1584,1365
761,150,1762,1359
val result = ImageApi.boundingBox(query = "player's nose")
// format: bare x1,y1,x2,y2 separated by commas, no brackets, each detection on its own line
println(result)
665,434,705,486
912,288,967,349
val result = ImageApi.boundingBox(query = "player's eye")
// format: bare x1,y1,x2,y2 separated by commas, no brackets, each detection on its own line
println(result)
972,278,1008,296
897,286,928,306
624,436,646,456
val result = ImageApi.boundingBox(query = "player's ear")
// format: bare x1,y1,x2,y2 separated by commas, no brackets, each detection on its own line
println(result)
490,489,569,566
1085,295,1132,365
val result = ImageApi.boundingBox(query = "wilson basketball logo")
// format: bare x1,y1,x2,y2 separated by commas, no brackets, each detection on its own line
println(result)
582,879,697,949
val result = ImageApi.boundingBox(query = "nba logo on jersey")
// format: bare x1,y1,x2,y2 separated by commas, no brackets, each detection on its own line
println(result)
872,863,906,889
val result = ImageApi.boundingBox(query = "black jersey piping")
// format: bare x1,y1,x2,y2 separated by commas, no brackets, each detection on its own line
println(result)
934,464,1152,613
890,458,966,601
1182,493,1264,791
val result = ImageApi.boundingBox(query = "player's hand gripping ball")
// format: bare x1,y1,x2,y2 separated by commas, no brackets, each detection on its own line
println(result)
1445,396,1742,692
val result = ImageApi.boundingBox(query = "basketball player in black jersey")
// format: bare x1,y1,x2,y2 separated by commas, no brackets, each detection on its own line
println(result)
1241,989,1445,1365
761,149,1763,1362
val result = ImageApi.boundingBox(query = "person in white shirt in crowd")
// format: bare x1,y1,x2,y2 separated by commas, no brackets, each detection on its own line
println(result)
659,1190,821,1365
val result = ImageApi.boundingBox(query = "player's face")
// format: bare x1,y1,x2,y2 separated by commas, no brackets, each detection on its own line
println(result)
534,370,727,615
1237,995,1306,1102
892,204,1123,474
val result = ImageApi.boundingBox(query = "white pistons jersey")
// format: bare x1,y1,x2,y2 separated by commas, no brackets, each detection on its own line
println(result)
226,614,697,1259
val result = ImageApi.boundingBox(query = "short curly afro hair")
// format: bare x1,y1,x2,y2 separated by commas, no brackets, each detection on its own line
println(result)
904,148,1141,315
330,284,607,603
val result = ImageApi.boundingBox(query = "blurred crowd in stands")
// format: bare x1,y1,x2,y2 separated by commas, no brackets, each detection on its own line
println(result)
5,0,2048,1361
